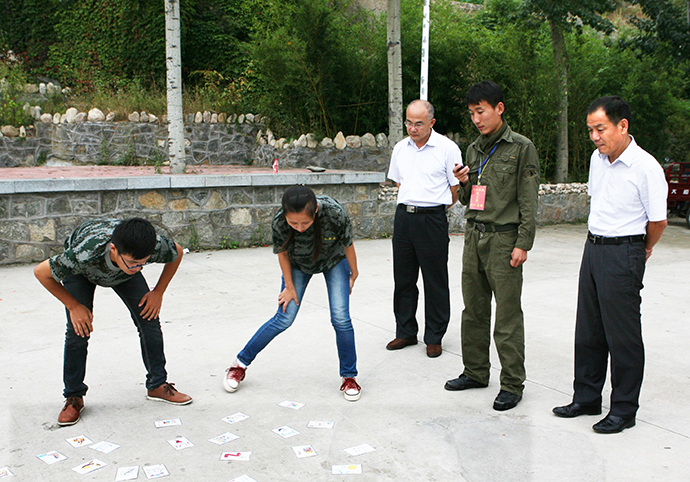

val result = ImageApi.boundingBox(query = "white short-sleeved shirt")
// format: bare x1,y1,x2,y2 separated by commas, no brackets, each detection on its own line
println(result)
588,136,668,237
387,129,461,207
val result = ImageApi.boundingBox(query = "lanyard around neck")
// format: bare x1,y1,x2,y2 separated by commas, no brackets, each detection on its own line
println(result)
477,143,498,184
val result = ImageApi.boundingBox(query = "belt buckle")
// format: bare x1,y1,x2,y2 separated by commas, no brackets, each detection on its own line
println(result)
406,205,416,213
475,222,486,233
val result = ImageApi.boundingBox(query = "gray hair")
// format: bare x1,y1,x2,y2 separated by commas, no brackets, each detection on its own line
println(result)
407,99,435,121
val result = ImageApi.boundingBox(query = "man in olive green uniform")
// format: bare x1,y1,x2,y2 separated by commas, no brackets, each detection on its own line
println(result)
445,81,539,411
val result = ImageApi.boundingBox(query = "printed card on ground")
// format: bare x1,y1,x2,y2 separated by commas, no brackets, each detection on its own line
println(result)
0,467,14,478
115,466,140,481
90,441,120,454
65,435,93,448
292,445,317,458
167,437,194,450
143,464,169,479
220,451,251,461
272,426,299,438
307,420,335,429
36,451,67,465
72,459,106,474
154,418,182,428
228,475,257,482
221,413,250,425
332,464,363,475
344,444,375,456
209,432,240,445
278,400,305,410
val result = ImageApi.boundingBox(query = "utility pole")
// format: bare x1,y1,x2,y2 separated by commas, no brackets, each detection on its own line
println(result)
387,0,403,145
165,0,185,174
420,0,430,100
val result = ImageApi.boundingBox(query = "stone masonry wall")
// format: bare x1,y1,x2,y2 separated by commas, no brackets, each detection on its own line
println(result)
0,180,589,265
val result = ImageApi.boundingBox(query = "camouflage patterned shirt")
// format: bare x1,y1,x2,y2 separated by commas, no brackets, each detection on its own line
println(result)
49,219,178,287
272,195,353,274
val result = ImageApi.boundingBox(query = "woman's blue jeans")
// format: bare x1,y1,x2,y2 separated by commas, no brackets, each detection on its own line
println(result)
237,258,357,377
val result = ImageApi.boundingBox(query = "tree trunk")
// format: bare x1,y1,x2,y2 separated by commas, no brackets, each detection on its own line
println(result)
387,0,403,145
550,19,568,183
165,0,185,174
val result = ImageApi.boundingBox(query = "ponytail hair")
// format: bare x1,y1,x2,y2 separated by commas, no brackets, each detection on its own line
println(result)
279,185,322,261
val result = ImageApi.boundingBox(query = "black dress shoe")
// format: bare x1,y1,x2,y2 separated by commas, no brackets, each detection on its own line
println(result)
493,390,522,411
444,374,488,391
552,402,602,418
592,414,636,434
386,338,418,350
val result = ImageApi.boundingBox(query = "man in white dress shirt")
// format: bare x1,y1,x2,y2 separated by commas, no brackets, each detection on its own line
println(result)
386,100,461,358
553,95,668,434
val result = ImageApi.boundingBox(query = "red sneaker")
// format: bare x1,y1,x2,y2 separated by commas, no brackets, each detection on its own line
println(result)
340,377,361,401
224,366,246,393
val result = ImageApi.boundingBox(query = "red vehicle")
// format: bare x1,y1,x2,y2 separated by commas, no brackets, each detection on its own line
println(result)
665,162,690,227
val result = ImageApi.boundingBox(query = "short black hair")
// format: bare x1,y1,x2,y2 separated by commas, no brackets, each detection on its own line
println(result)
466,80,503,108
111,218,157,260
587,95,632,130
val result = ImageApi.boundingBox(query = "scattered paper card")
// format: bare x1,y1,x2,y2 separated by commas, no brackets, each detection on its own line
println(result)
65,435,93,448
154,418,182,428
115,466,140,481
220,451,251,461
292,445,317,458
228,476,257,482
0,467,14,478
36,451,67,465
72,459,106,475
278,400,305,410
332,464,363,475
272,426,300,438
208,432,239,445
221,413,250,425
307,420,335,429
167,437,194,450
90,441,120,454
143,464,169,479
344,444,375,456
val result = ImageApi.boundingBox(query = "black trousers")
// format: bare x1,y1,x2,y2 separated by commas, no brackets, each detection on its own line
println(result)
392,206,451,345
573,239,646,417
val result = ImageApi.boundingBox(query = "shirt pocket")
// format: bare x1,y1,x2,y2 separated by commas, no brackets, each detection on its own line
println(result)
487,155,518,197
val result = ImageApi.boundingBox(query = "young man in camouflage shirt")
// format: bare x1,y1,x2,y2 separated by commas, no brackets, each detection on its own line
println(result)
34,218,192,426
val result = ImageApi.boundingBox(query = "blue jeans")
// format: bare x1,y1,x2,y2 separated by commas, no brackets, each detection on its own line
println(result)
237,258,357,377
62,274,168,398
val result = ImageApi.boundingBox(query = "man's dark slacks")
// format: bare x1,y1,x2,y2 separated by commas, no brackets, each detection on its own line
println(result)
573,239,646,418
392,206,450,345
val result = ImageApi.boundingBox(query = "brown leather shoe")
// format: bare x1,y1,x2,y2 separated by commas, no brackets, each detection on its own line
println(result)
426,344,442,358
147,382,192,405
386,337,418,350
57,396,84,426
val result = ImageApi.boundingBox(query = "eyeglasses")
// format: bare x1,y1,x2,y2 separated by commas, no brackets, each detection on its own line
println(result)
119,253,151,270
405,120,426,129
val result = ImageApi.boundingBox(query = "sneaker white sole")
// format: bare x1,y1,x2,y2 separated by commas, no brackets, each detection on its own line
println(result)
146,395,193,405
223,379,240,393
344,392,360,402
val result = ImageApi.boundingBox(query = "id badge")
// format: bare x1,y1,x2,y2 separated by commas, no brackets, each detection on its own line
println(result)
469,185,487,211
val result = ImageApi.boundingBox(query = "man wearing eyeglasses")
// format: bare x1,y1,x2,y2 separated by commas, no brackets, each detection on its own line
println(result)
34,217,191,426
386,99,461,358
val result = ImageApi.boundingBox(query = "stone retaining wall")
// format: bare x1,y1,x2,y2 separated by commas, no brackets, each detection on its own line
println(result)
0,176,589,265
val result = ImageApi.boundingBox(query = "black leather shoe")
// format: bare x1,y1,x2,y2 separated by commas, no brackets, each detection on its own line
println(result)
592,414,636,434
552,402,602,418
444,374,488,391
493,390,522,411
386,338,418,350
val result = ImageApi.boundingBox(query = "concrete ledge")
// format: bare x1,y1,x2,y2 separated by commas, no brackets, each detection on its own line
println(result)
0,170,385,194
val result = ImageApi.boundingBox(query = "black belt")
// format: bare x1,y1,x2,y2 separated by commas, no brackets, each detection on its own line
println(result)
398,204,445,214
467,219,519,233
587,232,645,245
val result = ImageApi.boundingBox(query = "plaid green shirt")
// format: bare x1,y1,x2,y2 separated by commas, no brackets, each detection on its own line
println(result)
49,219,178,287
272,195,353,274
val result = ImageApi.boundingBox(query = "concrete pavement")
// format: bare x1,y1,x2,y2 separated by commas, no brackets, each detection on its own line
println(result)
1,223,689,481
